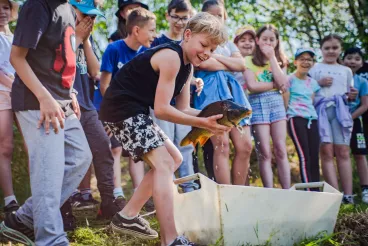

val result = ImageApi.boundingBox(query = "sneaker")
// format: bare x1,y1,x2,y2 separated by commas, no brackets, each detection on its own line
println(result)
169,235,199,246
71,193,99,211
60,201,76,232
110,213,158,239
362,189,368,204
0,212,35,246
114,196,127,210
142,198,155,213
3,201,20,215
342,195,355,204
96,200,121,221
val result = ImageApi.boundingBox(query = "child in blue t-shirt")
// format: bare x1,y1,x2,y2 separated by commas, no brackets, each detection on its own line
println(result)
343,47,368,204
284,48,321,189
98,8,157,210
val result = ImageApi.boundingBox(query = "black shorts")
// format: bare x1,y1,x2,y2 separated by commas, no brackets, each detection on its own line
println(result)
105,114,168,162
350,118,368,155
110,135,121,149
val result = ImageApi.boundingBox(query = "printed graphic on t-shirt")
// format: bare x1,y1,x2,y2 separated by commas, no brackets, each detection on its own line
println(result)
77,47,87,75
356,133,366,149
53,25,76,89
118,62,124,69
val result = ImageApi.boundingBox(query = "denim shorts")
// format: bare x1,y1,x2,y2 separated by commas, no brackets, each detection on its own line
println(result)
325,106,351,145
248,91,286,125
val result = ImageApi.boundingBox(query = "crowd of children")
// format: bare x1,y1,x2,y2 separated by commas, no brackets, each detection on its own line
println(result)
0,0,368,245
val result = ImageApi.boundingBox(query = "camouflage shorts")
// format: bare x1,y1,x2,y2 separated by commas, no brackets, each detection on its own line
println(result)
104,114,168,162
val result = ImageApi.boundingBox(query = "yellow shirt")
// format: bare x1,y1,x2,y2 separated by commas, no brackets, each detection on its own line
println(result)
245,56,277,94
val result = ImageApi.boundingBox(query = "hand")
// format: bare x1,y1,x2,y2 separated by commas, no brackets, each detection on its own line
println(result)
260,45,275,59
202,114,232,135
76,16,93,42
191,77,204,96
318,77,333,87
278,83,288,94
71,93,81,119
38,94,65,134
347,86,358,101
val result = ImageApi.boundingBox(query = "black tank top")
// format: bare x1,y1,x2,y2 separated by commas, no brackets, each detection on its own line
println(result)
100,42,192,122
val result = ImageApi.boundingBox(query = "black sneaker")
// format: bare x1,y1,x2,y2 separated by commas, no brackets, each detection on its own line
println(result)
60,200,76,232
0,212,35,246
169,236,199,246
114,196,127,210
110,213,158,239
142,198,155,213
71,193,99,211
96,200,121,221
3,201,20,215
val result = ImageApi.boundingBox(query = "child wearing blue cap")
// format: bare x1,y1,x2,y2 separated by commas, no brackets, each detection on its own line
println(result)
63,0,121,226
284,48,321,189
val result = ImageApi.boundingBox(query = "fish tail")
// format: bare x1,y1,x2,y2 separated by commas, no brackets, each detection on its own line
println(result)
196,136,210,147
180,136,193,147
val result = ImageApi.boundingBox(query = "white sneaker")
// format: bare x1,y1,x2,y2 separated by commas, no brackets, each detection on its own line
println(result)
362,189,368,204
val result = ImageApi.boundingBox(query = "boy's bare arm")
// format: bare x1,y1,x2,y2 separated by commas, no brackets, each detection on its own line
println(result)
176,67,200,116
83,39,100,78
10,45,65,134
352,95,368,120
197,57,228,71
100,71,112,96
212,52,246,72
152,49,230,135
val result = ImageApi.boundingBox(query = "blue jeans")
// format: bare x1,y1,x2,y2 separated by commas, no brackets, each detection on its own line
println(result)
15,111,92,246
150,109,198,192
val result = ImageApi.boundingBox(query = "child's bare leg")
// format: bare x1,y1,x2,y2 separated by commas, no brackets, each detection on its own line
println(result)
335,144,353,195
121,140,182,245
271,120,290,189
230,126,252,185
252,125,273,187
79,166,92,190
210,133,231,184
354,155,368,186
129,158,145,189
320,143,339,189
0,110,15,198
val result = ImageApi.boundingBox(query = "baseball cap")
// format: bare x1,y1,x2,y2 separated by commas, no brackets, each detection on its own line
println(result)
234,25,256,43
69,0,105,19
294,48,315,59
115,0,149,17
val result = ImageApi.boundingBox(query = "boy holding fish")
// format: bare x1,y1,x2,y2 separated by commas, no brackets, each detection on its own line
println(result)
100,12,249,246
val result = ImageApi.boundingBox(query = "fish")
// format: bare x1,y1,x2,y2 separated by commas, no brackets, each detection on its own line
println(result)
180,100,252,147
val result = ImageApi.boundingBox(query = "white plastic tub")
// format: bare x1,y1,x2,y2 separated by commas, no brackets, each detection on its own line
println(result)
173,173,342,246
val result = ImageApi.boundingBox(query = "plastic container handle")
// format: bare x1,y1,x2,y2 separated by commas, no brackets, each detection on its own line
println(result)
174,174,200,185
292,182,325,190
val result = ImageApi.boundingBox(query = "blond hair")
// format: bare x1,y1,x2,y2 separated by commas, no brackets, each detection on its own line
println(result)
185,12,227,45
126,7,156,35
